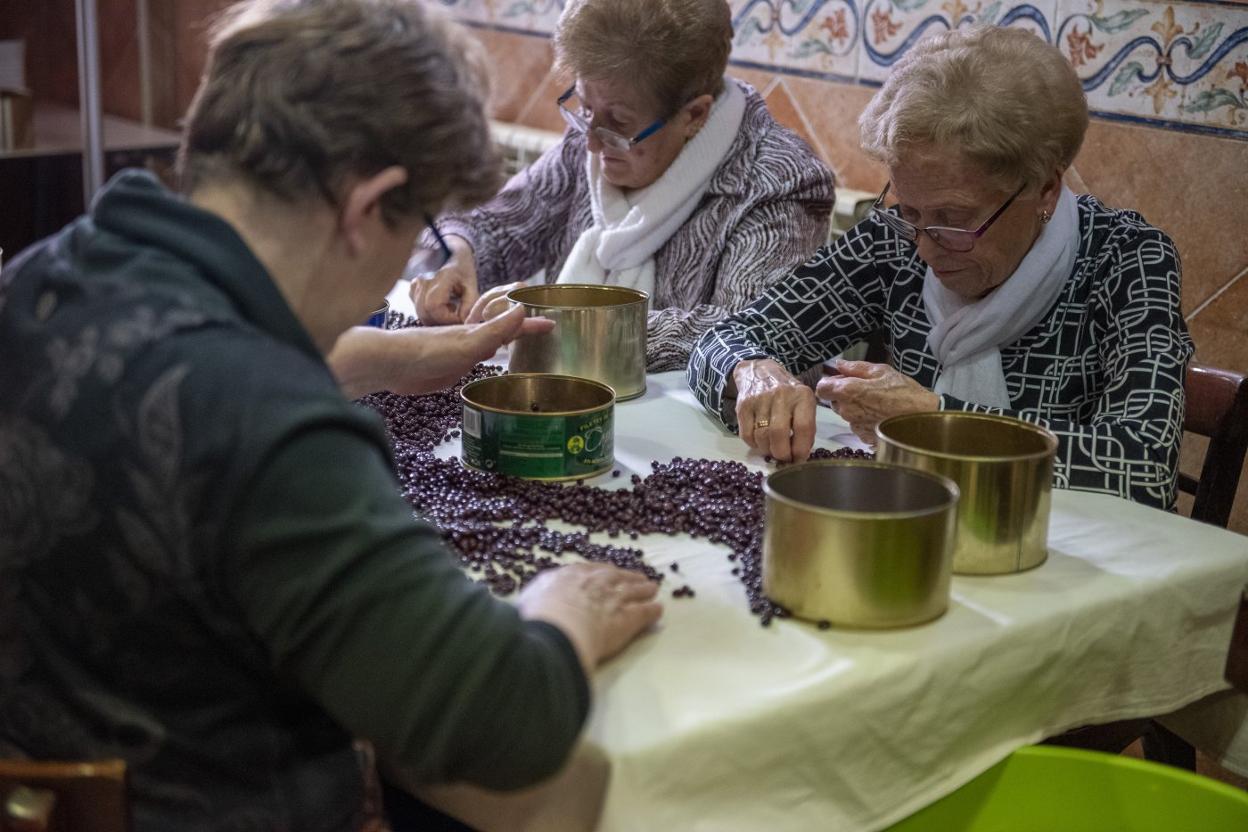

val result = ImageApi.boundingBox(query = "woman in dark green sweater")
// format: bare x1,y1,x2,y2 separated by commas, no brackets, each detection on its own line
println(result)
0,2,661,829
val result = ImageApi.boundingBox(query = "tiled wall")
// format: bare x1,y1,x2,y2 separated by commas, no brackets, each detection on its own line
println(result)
441,0,1248,533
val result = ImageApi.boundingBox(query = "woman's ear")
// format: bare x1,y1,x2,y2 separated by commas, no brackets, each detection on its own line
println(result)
339,166,409,255
683,94,714,140
1039,167,1065,215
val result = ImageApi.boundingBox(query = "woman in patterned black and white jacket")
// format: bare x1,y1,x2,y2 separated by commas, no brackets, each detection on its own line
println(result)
689,25,1194,511
409,0,835,372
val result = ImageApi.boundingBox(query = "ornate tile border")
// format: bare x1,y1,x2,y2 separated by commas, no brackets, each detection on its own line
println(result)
435,0,1248,139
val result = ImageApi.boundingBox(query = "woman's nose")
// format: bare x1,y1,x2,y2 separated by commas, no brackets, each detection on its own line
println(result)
914,232,944,263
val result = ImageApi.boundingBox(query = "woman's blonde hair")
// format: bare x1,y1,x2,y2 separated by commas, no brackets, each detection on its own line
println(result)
553,0,732,115
859,26,1088,189
179,0,501,224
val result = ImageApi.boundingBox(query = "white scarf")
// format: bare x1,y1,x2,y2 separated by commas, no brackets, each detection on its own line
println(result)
555,78,747,297
923,186,1080,408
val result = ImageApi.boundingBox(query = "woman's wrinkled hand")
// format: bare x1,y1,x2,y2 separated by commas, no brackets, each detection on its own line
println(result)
732,358,817,463
517,563,663,672
815,359,939,445
329,305,555,399
411,234,478,325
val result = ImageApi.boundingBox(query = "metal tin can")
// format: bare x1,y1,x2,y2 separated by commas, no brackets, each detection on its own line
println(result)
876,411,1057,575
460,373,615,481
763,460,959,629
506,284,648,401
365,299,390,328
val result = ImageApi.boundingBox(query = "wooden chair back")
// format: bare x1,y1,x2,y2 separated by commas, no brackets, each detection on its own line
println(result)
1180,363,1248,528
0,759,127,832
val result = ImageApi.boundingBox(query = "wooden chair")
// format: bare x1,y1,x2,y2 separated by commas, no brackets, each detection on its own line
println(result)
1178,363,1248,528
0,759,128,832
1131,364,1248,768
1046,364,1248,767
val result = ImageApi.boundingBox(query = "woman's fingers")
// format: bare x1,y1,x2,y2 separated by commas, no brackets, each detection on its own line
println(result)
763,394,794,462
613,575,662,603
464,282,526,324
737,401,758,450
790,395,817,462
738,382,817,460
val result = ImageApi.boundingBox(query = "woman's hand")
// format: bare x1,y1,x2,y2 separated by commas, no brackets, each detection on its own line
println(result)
732,358,817,463
465,281,529,324
517,563,663,673
411,234,478,324
329,305,555,398
816,359,939,445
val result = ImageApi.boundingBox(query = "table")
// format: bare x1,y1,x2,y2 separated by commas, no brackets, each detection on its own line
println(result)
381,276,1248,828
447,370,1248,832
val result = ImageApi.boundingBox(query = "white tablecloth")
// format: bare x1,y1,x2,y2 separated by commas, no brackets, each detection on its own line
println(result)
472,371,1248,832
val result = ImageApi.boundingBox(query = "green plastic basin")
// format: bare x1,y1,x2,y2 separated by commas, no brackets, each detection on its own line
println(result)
887,745,1248,831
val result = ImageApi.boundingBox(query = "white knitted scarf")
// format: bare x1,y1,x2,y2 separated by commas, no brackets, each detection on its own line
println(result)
923,186,1080,408
555,79,747,297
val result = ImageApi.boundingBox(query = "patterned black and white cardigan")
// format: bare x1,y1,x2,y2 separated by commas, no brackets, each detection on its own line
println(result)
439,79,835,372
689,195,1195,510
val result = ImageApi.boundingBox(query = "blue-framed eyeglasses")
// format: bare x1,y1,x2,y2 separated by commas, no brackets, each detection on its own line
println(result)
406,214,453,276
870,182,1026,252
557,86,666,152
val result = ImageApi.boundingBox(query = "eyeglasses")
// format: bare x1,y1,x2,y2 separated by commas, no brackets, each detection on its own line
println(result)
557,86,666,152
870,182,1025,252
406,214,453,275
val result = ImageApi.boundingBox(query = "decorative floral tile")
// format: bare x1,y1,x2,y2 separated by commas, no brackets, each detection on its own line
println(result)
1171,3,1248,132
1057,0,1248,132
858,0,1059,83
438,0,1248,139
435,0,490,25
730,0,862,82
438,0,564,34
1060,0,1191,123
494,0,565,33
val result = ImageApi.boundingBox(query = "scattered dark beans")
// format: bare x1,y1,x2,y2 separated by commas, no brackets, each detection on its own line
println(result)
808,447,873,462
670,563,679,573
358,339,873,626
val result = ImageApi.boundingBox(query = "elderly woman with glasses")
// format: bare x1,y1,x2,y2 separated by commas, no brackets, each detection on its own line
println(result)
688,25,1194,510
408,0,835,371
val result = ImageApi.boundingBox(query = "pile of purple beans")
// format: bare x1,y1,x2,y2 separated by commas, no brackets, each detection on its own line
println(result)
359,362,871,626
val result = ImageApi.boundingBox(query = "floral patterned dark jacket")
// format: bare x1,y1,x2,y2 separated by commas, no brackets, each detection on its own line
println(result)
0,171,588,831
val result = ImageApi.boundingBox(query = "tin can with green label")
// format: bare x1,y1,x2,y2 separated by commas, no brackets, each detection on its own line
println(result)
460,373,615,481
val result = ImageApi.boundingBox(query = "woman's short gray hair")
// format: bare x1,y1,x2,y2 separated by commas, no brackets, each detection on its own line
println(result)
179,0,501,224
553,0,732,115
859,26,1089,190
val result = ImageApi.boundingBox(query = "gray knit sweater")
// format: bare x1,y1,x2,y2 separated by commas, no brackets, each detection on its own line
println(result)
440,79,836,372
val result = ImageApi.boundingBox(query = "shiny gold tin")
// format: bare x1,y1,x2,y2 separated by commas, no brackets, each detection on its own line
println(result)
876,412,1058,575
506,284,648,401
460,373,615,481
763,460,959,629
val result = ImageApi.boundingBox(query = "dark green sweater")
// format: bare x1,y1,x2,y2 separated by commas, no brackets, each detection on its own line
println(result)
0,170,588,831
